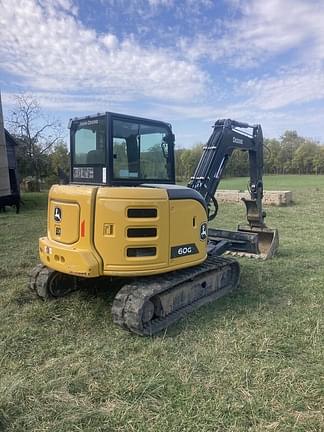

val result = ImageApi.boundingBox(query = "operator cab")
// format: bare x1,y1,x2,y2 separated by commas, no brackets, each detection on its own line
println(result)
69,112,175,185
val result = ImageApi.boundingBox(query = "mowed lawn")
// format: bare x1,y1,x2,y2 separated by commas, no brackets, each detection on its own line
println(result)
0,175,323,432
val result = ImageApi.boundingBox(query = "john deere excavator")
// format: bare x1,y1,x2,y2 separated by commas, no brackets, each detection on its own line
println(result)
29,113,278,335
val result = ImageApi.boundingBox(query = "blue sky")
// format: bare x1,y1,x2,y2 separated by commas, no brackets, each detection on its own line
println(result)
1,0,324,146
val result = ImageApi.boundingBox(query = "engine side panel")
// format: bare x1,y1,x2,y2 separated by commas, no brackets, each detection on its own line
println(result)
94,187,170,275
94,187,207,276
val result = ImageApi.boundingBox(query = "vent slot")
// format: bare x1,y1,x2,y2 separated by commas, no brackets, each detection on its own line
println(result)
127,208,157,218
127,247,156,257
127,228,157,238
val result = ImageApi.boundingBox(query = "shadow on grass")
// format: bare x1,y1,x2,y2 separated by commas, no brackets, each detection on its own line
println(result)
0,411,9,432
79,277,127,304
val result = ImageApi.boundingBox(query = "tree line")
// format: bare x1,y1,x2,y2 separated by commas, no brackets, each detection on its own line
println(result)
176,130,324,181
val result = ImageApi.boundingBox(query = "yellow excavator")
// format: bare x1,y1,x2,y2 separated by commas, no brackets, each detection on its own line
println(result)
29,113,278,335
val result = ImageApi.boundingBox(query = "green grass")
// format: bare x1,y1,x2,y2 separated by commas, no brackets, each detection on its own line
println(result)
219,174,324,192
0,176,323,432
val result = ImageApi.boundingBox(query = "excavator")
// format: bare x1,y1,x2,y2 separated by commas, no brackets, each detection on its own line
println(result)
29,113,278,335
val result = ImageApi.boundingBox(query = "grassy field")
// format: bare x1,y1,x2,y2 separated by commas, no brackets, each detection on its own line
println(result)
0,175,323,432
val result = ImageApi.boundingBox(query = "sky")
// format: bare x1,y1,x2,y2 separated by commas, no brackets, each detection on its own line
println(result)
1,0,324,147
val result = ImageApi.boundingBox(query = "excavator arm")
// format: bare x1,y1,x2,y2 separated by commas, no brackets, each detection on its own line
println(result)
188,119,278,259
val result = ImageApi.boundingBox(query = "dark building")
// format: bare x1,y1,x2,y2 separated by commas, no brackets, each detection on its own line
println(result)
5,129,19,193
0,129,20,212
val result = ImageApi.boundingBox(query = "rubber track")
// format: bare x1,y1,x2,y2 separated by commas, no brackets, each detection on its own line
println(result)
112,256,240,336
28,264,54,298
28,264,78,299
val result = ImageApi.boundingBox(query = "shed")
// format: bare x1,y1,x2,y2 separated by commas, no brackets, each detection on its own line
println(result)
0,125,20,212
4,129,20,196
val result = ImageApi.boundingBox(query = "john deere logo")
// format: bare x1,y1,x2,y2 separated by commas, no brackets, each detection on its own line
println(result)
200,223,207,240
54,207,62,223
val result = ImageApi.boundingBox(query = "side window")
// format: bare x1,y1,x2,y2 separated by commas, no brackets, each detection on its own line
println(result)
112,118,172,181
113,137,128,177
73,119,106,165
140,132,168,179
112,120,140,178
74,129,96,164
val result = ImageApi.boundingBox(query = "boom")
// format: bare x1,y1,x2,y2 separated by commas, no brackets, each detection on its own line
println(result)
188,119,266,228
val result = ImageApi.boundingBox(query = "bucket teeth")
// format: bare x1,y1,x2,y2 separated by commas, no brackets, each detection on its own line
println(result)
207,226,279,260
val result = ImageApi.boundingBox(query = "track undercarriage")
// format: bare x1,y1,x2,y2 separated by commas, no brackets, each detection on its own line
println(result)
29,256,240,336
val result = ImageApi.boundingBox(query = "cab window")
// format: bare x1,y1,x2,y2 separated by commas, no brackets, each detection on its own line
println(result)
112,119,172,181
73,118,106,165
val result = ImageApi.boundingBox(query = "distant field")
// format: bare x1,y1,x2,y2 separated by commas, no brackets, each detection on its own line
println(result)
219,174,324,191
0,175,323,431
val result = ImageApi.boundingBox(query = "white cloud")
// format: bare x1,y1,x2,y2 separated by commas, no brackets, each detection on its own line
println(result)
2,91,120,113
181,0,324,67
174,0,324,130
99,33,119,50
0,0,207,106
2,0,324,143
241,67,324,110
148,0,173,7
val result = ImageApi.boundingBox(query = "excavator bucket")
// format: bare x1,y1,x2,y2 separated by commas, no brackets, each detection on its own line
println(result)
207,226,278,260
236,225,279,259
207,198,279,260
236,198,279,259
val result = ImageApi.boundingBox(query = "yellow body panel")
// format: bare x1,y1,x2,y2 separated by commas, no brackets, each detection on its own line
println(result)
170,199,207,267
39,185,102,277
39,184,208,277
94,187,170,274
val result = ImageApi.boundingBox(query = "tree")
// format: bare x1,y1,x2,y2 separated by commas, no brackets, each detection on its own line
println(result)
8,94,62,191
47,141,70,185
49,141,69,174
180,144,203,181
313,147,324,174
292,141,319,174
175,148,186,180
224,149,249,177
279,130,305,174
264,138,281,174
